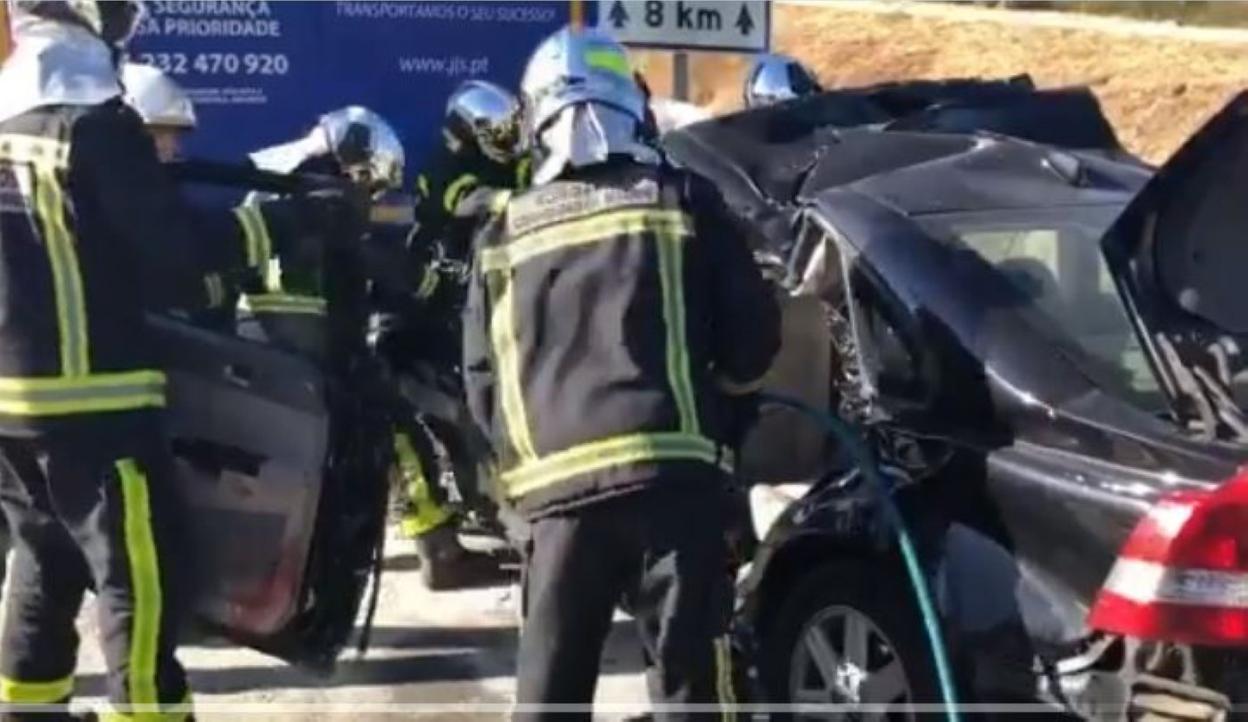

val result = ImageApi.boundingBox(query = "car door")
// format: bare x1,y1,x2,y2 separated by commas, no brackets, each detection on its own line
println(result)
151,163,391,672
1100,90,1248,421
153,314,331,650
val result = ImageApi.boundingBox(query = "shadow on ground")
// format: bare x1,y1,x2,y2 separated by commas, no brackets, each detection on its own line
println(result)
75,621,643,696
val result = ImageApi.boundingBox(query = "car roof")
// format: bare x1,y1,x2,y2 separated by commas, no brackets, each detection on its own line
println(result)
663,79,1142,246
805,129,1152,217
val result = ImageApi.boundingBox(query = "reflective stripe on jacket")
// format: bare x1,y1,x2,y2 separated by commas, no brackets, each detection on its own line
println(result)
233,200,326,319
464,161,780,517
0,102,246,434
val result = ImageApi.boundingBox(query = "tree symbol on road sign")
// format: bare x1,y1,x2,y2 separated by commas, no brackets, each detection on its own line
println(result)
736,3,755,35
610,0,629,29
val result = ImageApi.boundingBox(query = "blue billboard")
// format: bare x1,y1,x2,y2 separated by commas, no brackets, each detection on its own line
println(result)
130,1,586,180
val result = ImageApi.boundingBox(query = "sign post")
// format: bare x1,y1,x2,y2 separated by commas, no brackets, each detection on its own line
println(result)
598,0,769,100
0,1,12,62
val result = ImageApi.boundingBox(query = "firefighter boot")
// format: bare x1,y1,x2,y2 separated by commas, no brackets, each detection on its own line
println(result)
413,522,497,591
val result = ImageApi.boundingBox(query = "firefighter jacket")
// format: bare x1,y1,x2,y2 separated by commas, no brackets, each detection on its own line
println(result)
412,142,530,263
463,159,781,518
0,100,249,436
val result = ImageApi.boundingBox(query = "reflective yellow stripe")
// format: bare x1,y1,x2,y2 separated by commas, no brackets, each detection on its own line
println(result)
489,272,537,461
0,137,90,378
262,257,283,293
515,156,532,190
443,173,479,213
501,432,724,498
232,206,259,266
232,204,272,268
0,370,165,416
715,636,737,722
416,174,430,199
0,134,70,168
489,189,511,216
657,233,699,434
415,267,440,300
481,209,693,271
115,459,163,713
203,273,226,308
394,433,453,536
239,293,327,316
35,165,89,377
0,675,73,703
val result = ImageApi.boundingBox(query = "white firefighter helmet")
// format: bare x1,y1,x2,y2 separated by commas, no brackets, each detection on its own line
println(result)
520,25,658,185
121,61,196,129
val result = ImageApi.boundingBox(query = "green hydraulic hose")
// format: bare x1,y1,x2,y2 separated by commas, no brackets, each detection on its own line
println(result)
756,392,962,722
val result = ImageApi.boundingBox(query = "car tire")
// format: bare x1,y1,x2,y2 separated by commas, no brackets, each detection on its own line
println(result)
760,560,946,720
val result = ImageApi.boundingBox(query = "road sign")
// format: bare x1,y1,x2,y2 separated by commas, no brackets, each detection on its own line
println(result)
598,0,770,53
129,2,585,181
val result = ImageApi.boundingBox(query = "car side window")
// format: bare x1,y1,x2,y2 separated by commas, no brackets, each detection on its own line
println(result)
847,265,926,404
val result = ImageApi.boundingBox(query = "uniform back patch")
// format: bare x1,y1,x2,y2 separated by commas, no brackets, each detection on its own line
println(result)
508,171,660,237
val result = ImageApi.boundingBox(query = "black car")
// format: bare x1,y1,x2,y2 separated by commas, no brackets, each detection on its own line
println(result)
666,86,1248,719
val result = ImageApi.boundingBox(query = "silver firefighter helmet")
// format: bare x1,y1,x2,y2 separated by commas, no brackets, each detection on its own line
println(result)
252,106,405,196
318,106,405,194
743,53,822,108
121,61,196,129
444,79,520,165
0,0,140,123
519,25,657,184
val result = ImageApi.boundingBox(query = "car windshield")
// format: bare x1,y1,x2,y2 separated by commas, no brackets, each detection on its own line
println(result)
919,208,1166,413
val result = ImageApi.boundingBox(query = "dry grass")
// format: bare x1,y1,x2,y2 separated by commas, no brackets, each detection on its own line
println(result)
634,2,1248,163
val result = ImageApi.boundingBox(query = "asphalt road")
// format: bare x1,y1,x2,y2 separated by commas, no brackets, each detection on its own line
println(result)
71,531,652,721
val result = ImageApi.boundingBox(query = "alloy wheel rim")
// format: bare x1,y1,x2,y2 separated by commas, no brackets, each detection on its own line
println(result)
788,604,914,721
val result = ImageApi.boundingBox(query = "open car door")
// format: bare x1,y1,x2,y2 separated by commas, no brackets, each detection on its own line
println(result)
148,163,393,672
1100,90,1248,434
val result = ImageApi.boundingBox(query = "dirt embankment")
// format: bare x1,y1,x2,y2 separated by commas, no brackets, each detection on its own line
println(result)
634,1,1248,163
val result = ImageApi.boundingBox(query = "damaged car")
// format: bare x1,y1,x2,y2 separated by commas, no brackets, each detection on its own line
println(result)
665,85,1248,719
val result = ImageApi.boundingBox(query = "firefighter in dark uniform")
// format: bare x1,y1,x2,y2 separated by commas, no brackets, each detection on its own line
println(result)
385,79,526,587
0,2,338,718
463,27,780,719
240,106,407,360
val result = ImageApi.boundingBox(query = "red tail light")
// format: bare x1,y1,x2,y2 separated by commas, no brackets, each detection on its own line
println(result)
1089,469,1248,646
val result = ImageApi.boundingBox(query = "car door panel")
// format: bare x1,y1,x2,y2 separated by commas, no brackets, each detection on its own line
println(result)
150,313,330,649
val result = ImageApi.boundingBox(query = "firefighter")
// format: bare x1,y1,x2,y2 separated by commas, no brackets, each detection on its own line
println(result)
383,79,526,587
412,79,527,263
120,61,195,163
241,106,405,359
0,2,344,718
743,53,823,108
463,27,780,719
245,109,490,591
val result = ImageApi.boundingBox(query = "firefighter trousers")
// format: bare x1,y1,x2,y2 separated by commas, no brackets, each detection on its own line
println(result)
0,429,190,721
514,483,737,722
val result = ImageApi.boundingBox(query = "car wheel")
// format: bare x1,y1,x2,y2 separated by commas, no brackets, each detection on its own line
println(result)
761,561,943,720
